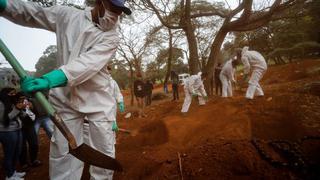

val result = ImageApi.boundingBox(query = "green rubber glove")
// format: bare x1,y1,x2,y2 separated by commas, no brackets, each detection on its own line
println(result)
118,102,125,113
21,70,68,93
192,93,198,97
112,121,118,132
203,96,208,101
0,0,7,12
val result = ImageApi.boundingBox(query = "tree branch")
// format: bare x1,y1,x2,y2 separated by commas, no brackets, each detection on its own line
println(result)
143,0,184,29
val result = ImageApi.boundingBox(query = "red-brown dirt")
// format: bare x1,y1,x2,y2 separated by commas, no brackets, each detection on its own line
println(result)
1,59,320,179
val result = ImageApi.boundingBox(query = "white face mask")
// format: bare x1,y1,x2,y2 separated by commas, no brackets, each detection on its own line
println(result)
97,2,119,31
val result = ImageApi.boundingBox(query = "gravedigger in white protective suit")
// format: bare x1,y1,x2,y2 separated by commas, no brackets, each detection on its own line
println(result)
181,72,208,113
219,58,238,98
237,46,268,99
84,66,125,144
0,0,131,179
83,75,124,143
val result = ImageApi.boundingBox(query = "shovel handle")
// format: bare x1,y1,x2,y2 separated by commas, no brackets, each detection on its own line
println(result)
0,39,77,149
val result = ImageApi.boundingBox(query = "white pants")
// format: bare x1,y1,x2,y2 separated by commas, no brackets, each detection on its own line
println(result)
220,74,233,98
246,68,266,99
181,88,206,113
49,111,115,180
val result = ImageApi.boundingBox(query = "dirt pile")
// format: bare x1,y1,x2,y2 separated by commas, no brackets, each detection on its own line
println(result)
113,59,320,179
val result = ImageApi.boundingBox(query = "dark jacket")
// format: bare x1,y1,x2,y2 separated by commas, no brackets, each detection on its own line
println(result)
134,79,145,97
0,88,22,131
144,81,153,95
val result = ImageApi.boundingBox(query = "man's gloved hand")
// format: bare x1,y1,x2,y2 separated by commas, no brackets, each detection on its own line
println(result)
112,121,119,132
21,70,67,93
203,96,208,101
118,102,125,113
0,0,7,12
22,77,49,93
192,92,198,97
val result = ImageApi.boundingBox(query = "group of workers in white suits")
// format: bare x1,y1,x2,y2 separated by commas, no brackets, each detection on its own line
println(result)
181,46,268,113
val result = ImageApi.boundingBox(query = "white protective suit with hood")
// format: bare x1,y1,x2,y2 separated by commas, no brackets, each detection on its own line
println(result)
241,47,268,99
219,59,236,97
1,0,120,179
181,72,207,113
83,74,123,150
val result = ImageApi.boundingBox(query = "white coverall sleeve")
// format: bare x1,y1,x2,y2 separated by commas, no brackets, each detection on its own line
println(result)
1,0,64,32
60,36,119,87
114,80,124,103
231,68,236,82
241,55,251,74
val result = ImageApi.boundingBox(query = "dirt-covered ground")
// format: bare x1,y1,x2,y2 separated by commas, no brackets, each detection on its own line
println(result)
1,59,320,179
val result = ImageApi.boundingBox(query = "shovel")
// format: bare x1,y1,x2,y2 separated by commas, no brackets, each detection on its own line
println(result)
0,39,122,171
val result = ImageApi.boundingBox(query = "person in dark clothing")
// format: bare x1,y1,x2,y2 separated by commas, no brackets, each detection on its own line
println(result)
16,94,42,170
134,73,146,118
144,80,153,106
0,87,26,180
171,71,179,101
214,63,223,96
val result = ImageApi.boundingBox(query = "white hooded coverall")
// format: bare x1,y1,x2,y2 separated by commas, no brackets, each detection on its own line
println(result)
1,1,120,179
84,75,123,146
241,47,268,99
181,73,207,113
219,60,236,97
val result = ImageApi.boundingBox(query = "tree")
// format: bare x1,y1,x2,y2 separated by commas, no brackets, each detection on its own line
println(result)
232,0,320,64
35,45,58,77
141,0,227,75
117,27,154,105
145,46,184,83
109,60,130,90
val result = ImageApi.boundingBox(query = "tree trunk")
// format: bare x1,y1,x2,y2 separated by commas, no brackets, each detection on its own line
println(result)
184,0,199,75
133,58,142,76
129,64,134,106
164,28,173,84
203,29,228,94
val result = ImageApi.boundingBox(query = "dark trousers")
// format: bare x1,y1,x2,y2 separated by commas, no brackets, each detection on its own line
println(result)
172,84,179,100
0,130,22,177
215,78,222,95
20,125,39,166
145,93,152,106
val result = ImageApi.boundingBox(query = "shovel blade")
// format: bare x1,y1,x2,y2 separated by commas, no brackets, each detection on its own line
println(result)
69,143,123,171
